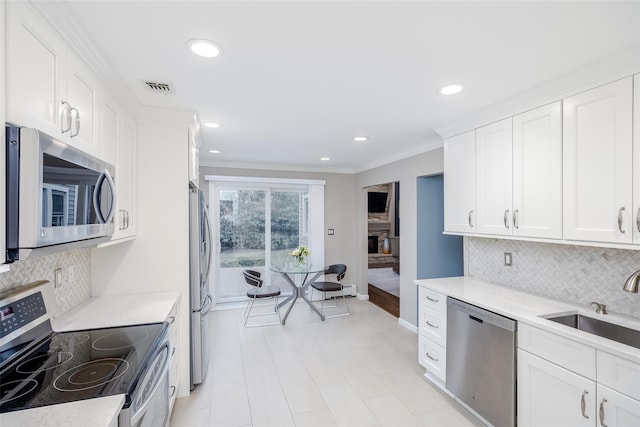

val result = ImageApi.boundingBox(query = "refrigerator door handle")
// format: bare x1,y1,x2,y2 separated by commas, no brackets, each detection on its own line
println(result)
201,294,213,315
201,204,214,285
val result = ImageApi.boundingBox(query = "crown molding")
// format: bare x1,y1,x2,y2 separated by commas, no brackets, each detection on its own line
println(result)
435,48,640,139
30,1,141,115
199,159,357,175
354,137,443,174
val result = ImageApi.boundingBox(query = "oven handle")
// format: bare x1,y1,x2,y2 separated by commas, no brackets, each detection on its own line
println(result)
130,341,171,426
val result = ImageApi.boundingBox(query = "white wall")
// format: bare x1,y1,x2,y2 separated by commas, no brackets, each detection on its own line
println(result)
356,148,444,326
91,122,191,397
199,166,358,286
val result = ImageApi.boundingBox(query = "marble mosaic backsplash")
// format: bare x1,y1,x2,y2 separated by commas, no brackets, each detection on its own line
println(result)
0,249,91,317
468,237,640,319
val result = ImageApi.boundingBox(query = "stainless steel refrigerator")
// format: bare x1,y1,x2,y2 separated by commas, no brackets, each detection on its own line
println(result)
189,185,213,390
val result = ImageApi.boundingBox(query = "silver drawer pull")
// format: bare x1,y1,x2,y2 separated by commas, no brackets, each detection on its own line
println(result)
599,398,607,427
426,352,439,362
425,321,439,329
426,296,439,303
581,390,589,419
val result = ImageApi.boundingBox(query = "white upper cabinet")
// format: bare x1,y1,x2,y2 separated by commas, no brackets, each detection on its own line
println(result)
634,74,640,244
444,130,476,233
563,77,633,244
188,128,200,187
6,1,101,156
476,118,513,235
6,1,65,136
512,102,563,239
115,113,137,240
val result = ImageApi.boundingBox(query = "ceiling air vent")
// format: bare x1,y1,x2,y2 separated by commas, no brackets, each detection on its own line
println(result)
143,81,175,95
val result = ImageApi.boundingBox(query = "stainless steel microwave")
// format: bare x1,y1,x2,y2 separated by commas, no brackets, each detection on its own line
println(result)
5,124,116,262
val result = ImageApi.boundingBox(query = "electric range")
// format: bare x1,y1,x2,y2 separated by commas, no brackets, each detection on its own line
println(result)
0,281,170,425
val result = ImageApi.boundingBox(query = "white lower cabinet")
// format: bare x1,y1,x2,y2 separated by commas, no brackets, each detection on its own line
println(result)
518,323,640,427
518,348,596,427
597,384,640,427
167,301,179,414
417,287,447,384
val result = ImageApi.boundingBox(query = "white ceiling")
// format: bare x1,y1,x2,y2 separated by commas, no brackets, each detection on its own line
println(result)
44,1,640,173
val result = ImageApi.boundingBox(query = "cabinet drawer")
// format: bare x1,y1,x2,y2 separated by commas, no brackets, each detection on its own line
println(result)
418,287,446,312
419,335,446,383
518,323,596,379
598,350,640,401
418,305,446,346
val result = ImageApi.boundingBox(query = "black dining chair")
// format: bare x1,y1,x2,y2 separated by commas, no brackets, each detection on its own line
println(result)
310,264,351,318
243,270,282,327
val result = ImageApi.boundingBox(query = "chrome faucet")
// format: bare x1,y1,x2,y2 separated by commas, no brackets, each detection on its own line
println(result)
588,302,607,315
623,270,640,293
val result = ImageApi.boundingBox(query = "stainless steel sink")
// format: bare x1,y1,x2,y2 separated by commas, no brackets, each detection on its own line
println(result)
544,313,640,350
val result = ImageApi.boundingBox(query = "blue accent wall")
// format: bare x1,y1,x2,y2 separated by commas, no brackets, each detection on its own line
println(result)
416,175,463,279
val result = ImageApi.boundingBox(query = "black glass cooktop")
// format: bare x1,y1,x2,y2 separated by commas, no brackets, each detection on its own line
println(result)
0,322,166,413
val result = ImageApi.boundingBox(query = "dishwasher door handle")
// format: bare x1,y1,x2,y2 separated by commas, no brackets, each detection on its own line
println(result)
469,315,484,323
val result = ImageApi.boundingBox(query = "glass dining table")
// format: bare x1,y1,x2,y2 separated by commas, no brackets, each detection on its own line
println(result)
270,262,327,325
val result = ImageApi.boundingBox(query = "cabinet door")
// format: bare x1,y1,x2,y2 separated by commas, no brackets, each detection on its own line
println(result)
597,384,640,427
65,52,100,156
444,130,476,233
100,93,119,166
518,349,596,427
188,128,199,186
116,114,136,239
6,1,65,137
513,102,563,239
476,118,513,235
563,77,633,244
634,74,640,244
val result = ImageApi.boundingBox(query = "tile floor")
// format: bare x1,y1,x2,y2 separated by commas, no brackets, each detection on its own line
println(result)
170,298,480,427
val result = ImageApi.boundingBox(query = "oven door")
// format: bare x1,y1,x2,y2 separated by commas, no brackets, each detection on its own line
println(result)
120,340,171,427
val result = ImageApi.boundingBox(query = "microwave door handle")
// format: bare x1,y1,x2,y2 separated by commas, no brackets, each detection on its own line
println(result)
93,173,107,224
130,343,171,426
102,169,117,224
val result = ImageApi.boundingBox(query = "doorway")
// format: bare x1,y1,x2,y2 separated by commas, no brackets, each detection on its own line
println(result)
366,182,400,317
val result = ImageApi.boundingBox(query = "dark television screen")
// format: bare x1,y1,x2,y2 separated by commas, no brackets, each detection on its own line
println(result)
368,192,387,213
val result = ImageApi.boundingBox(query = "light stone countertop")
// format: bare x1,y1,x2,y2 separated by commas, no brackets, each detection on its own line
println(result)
9,292,181,427
0,395,125,427
51,291,180,331
415,276,640,364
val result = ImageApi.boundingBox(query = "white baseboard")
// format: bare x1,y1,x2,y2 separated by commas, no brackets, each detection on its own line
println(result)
356,293,369,300
398,317,417,333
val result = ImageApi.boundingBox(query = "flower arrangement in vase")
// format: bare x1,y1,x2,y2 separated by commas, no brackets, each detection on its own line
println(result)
289,246,311,265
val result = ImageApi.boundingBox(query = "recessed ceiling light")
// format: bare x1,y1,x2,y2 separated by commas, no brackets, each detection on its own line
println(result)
209,150,221,154
439,83,464,95
186,39,222,58
204,122,222,129
320,157,330,161
353,136,369,142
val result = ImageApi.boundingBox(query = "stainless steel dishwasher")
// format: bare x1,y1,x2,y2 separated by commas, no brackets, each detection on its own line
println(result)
446,297,517,427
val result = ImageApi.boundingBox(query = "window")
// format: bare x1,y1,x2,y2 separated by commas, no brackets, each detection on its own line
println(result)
206,176,325,303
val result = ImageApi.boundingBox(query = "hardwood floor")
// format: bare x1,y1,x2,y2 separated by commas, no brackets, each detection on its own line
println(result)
368,283,400,318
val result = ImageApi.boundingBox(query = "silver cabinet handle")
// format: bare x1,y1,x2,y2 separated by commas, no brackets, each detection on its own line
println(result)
425,321,439,329
504,209,510,229
513,209,519,230
171,346,176,357
168,315,176,324
61,100,72,134
468,210,474,228
169,385,177,398
636,208,640,233
70,107,80,138
426,296,439,303
618,207,626,234
426,352,438,362
581,390,589,419
599,398,607,427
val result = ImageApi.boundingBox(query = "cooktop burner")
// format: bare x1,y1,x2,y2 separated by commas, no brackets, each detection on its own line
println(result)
0,323,166,413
